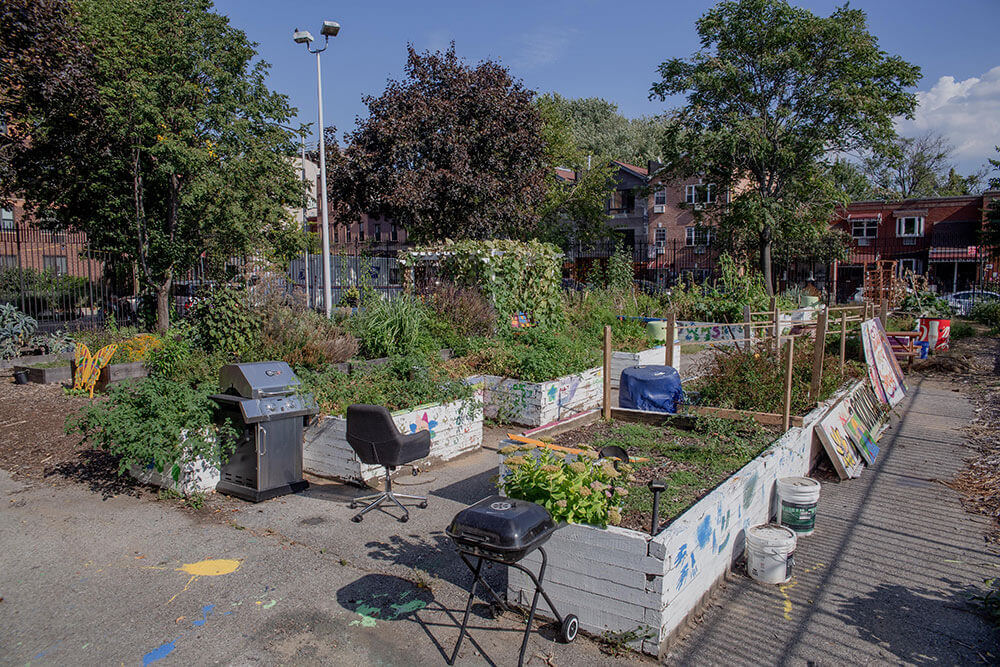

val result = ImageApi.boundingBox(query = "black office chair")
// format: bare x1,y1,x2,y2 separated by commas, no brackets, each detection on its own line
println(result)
345,404,431,523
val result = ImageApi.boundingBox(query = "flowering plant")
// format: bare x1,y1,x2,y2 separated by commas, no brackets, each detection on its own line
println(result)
499,444,631,528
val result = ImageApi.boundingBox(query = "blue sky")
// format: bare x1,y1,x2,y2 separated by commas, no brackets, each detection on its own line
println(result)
214,0,1000,174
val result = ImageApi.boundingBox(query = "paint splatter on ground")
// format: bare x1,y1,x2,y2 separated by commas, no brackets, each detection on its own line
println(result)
778,562,825,620
167,559,242,604
143,638,178,665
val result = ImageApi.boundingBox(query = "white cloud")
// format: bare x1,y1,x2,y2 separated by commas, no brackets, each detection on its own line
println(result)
896,66,1000,173
509,28,576,70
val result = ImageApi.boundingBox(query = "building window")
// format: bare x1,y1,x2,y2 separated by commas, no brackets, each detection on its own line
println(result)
390,224,398,242
358,225,366,241
685,184,716,205
346,227,352,243
43,254,67,275
851,218,878,239
654,228,667,246
0,208,13,231
685,227,712,246
899,258,922,275
0,254,16,268
621,190,635,213
896,216,924,238
654,188,667,206
374,224,381,242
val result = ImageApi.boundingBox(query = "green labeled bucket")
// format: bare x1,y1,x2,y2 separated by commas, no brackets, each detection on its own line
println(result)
777,476,821,536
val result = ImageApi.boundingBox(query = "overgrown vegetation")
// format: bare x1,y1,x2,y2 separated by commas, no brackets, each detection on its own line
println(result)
970,301,1000,330
691,341,862,415
667,255,793,321
0,303,38,359
465,327,600,383
67,376,237,479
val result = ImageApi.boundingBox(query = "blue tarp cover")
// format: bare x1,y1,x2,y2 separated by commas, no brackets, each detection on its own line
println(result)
618,365,683,414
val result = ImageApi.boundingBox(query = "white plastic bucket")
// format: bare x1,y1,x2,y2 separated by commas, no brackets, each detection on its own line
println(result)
777,476,821,536
746,523,796,584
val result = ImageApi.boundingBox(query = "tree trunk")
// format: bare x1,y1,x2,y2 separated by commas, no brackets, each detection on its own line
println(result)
760,230,774,297
155,270,172,333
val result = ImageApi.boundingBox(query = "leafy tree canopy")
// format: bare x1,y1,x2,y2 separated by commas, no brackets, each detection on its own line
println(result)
538,93,667,165
2,0,304,330
330,45,548,243
865,132,986,199
650,0,920,293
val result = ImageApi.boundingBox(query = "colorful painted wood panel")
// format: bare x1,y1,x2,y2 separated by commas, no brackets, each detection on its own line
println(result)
815,398,865,480
861,319,907,407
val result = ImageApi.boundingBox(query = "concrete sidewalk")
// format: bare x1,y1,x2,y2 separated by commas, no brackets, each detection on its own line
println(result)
665,377,1000,665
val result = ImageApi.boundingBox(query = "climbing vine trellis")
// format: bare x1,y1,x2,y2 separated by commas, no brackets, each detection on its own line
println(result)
400,239,565,327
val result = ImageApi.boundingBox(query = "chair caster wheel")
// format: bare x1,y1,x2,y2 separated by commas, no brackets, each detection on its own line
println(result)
559,614,579,643
419,500,428,509
398,514,409,523
351,515,363,523
349,503,357,509
411,467,419,476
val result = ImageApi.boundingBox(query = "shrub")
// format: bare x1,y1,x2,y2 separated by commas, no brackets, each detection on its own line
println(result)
564,288,661,352
899,291,952,318
190,285,259,358
500,446,629,528
32,329,74,354
257,294,357,369
970,301,1000,329
347,295,431,359
297,352,476,416
692,341,861,415
667,254,793,322
465,327,600,383
605,246,633,293
950,320,975,340
426,284,497,338
0,303,38,359
66,377,237,481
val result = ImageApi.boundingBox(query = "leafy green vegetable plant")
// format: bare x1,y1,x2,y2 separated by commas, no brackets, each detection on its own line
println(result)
190,285,260,358
67,377,236,482
0,303,38,359
500,445,631,528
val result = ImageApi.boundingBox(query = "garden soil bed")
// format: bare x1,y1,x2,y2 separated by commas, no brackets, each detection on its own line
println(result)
546,416,778,533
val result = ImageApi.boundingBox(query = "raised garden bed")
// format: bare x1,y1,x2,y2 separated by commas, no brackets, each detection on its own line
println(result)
71,360,149,392
303,392,484,484
12,360,73,384
129,457,221,496
500,379,865,657
1,351,74,371
468,366,602,427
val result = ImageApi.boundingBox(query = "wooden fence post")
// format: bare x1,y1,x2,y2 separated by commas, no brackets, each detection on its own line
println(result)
810,307,828,400
771,298,780,354
879,298,889,327
839,309,848,374
603,325,612,421
742,304,752,351
665,312,676,368
783,336,795,432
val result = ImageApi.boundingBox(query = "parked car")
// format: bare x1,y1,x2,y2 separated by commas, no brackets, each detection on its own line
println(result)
945,290,1000,316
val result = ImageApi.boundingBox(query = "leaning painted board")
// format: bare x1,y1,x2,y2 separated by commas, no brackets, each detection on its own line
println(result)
303,392,484,484
814,397,866,480
861,318,907,407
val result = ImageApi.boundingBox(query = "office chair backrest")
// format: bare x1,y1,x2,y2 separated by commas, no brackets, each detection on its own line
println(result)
345,404,401,465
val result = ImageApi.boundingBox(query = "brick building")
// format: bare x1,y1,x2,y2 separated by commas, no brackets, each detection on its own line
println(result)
830,192,1000,300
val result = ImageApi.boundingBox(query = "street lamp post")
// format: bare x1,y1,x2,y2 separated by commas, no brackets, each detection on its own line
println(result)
294,21,340,317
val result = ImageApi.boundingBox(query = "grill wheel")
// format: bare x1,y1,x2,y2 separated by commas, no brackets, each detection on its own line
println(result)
560,614,579,643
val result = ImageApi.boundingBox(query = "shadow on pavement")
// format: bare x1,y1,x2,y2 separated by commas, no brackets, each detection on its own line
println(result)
431,467,497,504
46,450,142,500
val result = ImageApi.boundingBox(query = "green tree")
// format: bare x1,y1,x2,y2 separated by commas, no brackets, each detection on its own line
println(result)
650,0,920,293
979,147,1000,253
331,45,547,242
539,93,666,165
829,158,874,202
534,95,616,246
2,0,304,331
864,131,985,198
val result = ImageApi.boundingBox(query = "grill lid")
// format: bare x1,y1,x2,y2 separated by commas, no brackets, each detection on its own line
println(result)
219,361,300,399
446,495,556,557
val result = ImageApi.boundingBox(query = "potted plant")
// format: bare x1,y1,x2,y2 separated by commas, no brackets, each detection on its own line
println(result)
900,291,953,352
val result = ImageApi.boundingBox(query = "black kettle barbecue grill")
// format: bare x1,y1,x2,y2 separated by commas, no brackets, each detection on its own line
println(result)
445,495,578,666
210,362,318,502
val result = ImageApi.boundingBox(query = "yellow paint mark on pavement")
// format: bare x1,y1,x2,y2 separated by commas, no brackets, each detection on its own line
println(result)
165,559,242,604
778,563,825,621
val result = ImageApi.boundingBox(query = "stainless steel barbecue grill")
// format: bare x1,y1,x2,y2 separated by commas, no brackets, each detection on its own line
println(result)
210,362,317,502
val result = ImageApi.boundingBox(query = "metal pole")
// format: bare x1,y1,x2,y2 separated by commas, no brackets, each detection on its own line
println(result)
316,50,333,318
300,133,310,308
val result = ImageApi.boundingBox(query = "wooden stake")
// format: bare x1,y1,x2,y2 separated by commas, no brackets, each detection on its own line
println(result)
602,325,612,421
771,298,780,354
879,298,889,327
783,336,795,432
742,304,752,351
810,307,828,400
665,312,676,368
839,309,847,374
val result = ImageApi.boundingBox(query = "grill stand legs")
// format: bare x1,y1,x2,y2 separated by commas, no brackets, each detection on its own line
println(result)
350,467,427,523
448,547,565,667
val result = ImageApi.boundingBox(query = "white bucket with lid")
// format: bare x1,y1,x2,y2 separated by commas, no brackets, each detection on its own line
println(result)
746,523,796,584
777,476,821,536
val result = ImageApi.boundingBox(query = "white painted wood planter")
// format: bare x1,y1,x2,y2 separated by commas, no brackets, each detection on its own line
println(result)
303,391,484,484
610,345,682,388
468,366,603,428
502,381,861,657
129,457,220,496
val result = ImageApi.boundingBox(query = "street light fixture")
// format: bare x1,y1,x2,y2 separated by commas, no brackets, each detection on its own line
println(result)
293,21,340,317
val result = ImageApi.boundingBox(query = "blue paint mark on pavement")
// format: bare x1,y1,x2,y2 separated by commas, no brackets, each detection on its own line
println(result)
143,638,178,666
192,604,215,627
